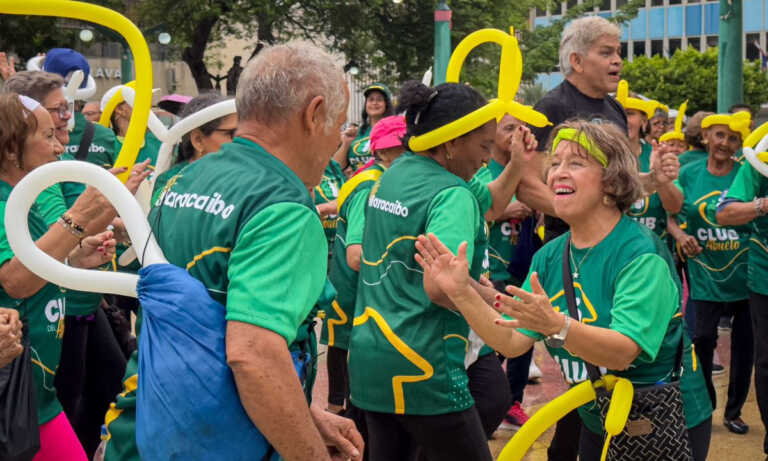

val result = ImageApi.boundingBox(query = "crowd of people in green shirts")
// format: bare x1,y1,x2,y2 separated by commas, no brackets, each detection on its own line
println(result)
1,14,768,461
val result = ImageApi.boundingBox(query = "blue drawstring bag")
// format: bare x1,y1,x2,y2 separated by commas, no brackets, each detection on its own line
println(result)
135,264,279,461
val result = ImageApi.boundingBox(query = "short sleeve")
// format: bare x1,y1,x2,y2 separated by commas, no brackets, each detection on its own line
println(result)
610,254,679,362
0,202,13,267
724,161,760,203
466,176,492,216
345,189,369,246
36,184,68,227
226,202,328,344
425,187,479,263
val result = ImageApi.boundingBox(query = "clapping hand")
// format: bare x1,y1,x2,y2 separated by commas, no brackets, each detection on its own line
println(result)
492,272,564,337
414,233,472,302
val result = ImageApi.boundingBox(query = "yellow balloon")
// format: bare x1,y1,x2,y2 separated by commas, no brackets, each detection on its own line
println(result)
745,120,768,148
99,81,136,128
0,0,153,183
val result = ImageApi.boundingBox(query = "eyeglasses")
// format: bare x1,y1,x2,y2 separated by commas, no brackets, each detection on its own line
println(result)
82,110,101,118
45,102,73,119
214,128,236,139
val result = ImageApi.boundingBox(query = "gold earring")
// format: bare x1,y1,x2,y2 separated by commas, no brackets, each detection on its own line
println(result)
446,152,453,160
602,195,612,206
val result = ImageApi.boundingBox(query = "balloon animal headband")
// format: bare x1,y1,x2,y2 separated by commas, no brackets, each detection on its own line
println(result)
658,100,688,143
701,111,751,141
615,80,662,120
408,27,551,153
1,0,154,183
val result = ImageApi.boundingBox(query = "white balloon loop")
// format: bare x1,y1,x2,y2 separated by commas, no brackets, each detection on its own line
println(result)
5,161,167,298
743,147,768,178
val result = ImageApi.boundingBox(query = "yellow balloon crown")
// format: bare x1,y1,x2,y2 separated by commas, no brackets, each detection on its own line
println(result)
615,80,662,120
658,100,688,143
408,27,551,153
701,111,751,141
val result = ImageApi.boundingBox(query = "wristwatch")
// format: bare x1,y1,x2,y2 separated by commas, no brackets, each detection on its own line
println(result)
544,314,571,348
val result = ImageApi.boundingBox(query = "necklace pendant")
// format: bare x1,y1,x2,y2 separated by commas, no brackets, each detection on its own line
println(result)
573,272,579,279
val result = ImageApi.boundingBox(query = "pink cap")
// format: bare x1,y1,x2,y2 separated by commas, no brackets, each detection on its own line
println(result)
370,115,406,152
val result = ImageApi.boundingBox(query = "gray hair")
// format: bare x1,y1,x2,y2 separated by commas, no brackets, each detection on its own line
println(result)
236,41,346,131
2,71,64,102
559,16,621,75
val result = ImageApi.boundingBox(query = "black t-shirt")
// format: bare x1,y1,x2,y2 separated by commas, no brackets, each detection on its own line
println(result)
529,79,628,242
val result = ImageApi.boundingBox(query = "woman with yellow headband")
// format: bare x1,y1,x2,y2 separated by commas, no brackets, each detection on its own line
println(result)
346,81,531,461
414,120,712,461
671,111,754,436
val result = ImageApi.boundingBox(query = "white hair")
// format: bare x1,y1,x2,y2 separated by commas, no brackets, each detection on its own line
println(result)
236,41,346,130
559,16,621,75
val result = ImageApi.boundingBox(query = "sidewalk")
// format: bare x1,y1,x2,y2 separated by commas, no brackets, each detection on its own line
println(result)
312,324,764,460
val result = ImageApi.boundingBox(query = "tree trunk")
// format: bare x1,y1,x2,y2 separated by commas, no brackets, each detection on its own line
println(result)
182,16,219,91
248,15,275,61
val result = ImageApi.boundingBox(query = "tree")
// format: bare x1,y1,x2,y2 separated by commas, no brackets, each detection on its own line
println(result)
620,47,768,114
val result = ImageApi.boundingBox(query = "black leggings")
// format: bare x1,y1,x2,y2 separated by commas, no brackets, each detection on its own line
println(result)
750,291,768,454
326,345,349,407
468,352,512,438
55,307,127,458
578,416,712,461
365,407,492,461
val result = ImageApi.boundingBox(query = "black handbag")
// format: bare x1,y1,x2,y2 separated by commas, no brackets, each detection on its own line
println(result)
562,238,692,461
0,324,40,461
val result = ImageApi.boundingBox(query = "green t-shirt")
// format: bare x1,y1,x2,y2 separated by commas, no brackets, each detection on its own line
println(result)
322,163,385,349
676,159,750,301
65,112,117,168
348,154,490,415
347,125,373,172
723,161,768,296
474,160,519,282
36,184,68,227
628,143,668,241
678,149,707,168
518,215,711,433
0,180,66,425
150,138,327,345
314,159,346,246
151,161,188,206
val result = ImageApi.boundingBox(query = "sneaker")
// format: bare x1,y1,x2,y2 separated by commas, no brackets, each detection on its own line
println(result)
712,363,726,376
528,360,543,383
498,401,529,431
724,417,749,434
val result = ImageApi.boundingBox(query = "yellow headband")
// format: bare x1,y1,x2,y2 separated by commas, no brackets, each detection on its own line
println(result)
659,100,688,143
701,111,751,141
615,80,661,120
551,128,608,167
408,27,551,153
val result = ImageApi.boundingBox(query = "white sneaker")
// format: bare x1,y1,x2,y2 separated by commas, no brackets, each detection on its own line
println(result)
528,360,542,382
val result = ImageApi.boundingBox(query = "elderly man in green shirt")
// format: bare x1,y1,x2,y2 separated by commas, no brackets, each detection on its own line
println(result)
104,42,363,461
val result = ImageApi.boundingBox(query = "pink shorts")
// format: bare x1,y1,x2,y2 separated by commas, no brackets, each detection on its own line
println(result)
33,412,87,461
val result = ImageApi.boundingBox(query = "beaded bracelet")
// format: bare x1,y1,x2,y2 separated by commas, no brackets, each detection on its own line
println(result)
755,198,767,217
58,213,85,239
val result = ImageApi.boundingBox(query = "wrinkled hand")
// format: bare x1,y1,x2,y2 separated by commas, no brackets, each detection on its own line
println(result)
310,405,363,461
507,201,533,220
0,52,16,81
109,217,131,245
69,231,117,269
492,272,564,336
650,141,679,185
678,234,702,258
124,159,152,195
0,308,22,368
414,233,471,301
508,125,539,166
341,125,357,146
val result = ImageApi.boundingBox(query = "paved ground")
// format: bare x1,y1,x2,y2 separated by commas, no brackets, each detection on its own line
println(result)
312,322,766,460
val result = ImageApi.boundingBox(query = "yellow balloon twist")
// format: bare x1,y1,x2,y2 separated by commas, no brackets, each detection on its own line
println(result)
0,0,153,183
659,100,688,143
497,374,634,461
408,26,551,153
99,81,137,128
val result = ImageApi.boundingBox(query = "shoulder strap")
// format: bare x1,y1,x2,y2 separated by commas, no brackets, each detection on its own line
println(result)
336,168,382,212
562,237,602,383
76,121,95,161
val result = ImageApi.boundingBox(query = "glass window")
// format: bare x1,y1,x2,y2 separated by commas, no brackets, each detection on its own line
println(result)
686,5,702,35
706,35,719,48
616,0,628,6
634,41,647,57
536,7,546,16
747,33,761,61
651,0,664,5
566,0,578,10
649,8,665,39
621,41,629,59
669,38,682,55
688,0,700,3
600,0,611,10
669,0,681,4
651,40,664,56
687,36,701,50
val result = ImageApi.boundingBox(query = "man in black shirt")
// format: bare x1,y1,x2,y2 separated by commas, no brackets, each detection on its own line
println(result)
518,16,627,243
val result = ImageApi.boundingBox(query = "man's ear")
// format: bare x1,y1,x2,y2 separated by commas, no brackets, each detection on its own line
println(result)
569,52,583,74
303,95,326,135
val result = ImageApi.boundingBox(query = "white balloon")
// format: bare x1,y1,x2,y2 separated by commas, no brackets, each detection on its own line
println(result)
743,147,768,178
74,74,98,101
26,55,44,71
63,71,84,100
5,161,167,298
